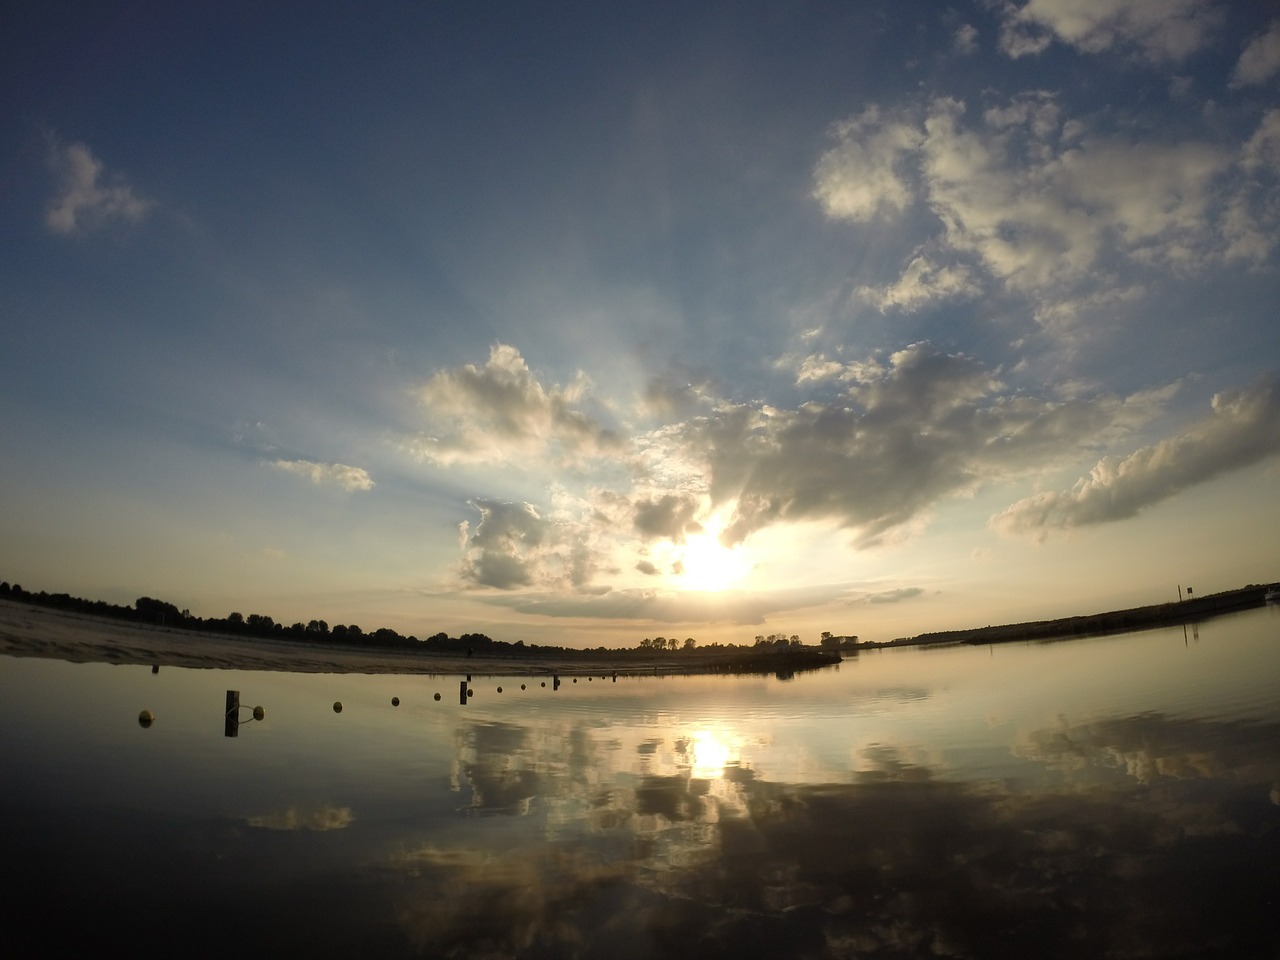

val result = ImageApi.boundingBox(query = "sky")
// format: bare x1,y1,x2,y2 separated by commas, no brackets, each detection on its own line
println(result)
2,0,1279,647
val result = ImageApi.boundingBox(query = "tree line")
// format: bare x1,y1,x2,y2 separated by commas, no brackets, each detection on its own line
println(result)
1,579,853,659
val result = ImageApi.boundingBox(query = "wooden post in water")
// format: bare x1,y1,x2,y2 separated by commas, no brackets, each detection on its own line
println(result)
459,680,468,705
225,690,240,737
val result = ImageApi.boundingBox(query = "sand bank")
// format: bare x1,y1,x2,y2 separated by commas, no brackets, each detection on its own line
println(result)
0,600,763,678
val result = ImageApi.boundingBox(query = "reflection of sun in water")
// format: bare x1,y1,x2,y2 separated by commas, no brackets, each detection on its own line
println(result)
689,729,738,779
674,529,751,592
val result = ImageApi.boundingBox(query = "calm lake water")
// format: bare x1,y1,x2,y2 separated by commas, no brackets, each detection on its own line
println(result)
3,606,1280,958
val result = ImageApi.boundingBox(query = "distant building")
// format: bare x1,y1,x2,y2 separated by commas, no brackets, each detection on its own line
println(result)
820,633,860,651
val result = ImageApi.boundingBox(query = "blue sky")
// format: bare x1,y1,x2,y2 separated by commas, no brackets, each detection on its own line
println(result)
3,0,1279,646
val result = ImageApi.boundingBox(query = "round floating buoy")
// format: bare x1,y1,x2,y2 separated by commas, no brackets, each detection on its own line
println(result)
496,686,503,694
466,688,474,698
391,697,400,706
540,681,546,687
433,692,441,701
573,678,578,683
252,706,265,721
333,701,343,713
520,684,526,690
138,709,155,727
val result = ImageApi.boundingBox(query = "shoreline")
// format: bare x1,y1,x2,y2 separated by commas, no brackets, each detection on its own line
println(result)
3,582,1274,676
0,600,838,678
876,584,1272,649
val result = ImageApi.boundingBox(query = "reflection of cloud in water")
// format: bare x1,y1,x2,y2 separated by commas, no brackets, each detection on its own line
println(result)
1017,711,1280,790
397,711,1280,958
851,743,937,782
244,805,355,831
453,720,546,815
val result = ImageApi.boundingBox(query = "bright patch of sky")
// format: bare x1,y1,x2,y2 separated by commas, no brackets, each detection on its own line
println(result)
2,1,1277,645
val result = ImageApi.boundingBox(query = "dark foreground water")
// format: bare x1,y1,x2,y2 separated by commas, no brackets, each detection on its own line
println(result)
3,606,1280,959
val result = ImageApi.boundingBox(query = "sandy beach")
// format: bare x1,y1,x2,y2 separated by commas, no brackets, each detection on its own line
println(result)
0,600,718,678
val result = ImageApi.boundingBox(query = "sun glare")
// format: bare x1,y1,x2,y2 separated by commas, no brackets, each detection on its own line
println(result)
689,729,738,779
675,530,751,592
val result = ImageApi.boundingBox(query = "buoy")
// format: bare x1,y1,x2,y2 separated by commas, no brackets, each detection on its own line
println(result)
138,709,155,727
520,684,526,690
466,688,474,698
433,692,441,701
391,697,400,706
252,706,265,721
496,686,503,693
333,701,343,713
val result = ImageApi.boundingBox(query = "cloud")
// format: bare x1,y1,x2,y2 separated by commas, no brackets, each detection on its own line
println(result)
475,580,864,627
245,805,355,831
425,347,1274,597
412,343,622,468
270,459,374,492
45,140,153,235
815,93,1268,324
811,106,924,222
954,23,980,55
458,499,604,591
857,255,982,312
995,0,1221,63
992,376,1280,536
1240,108,1280,172
632,494,702,542
676,343,1173,547
1231,19,1280,87
867,587,925,604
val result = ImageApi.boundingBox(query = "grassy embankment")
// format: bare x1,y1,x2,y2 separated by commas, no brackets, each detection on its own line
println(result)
861,584,1273,649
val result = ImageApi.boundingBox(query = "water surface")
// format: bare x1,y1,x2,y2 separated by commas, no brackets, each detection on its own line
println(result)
3,606,1279,957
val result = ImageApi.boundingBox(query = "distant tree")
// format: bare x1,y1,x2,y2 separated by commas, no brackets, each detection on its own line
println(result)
136,597,183,625
305,619,329,635
227,611,244,626
683,637,696,650
372,627,402,646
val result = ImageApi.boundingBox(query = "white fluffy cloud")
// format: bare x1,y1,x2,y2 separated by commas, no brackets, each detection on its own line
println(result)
812,106,924,222
412,343,622,468
45,141,153,235
857,255,982,311
421,345,1275,597
270,459,374,492
992,377,1280,535
995,0,1221,63
816,92,1273,325
1231,19,1280,87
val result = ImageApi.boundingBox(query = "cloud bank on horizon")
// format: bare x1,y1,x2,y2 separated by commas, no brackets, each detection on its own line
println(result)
2,0,1278,639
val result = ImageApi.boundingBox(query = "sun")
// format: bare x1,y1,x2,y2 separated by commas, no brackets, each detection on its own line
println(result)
675,530,752,592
